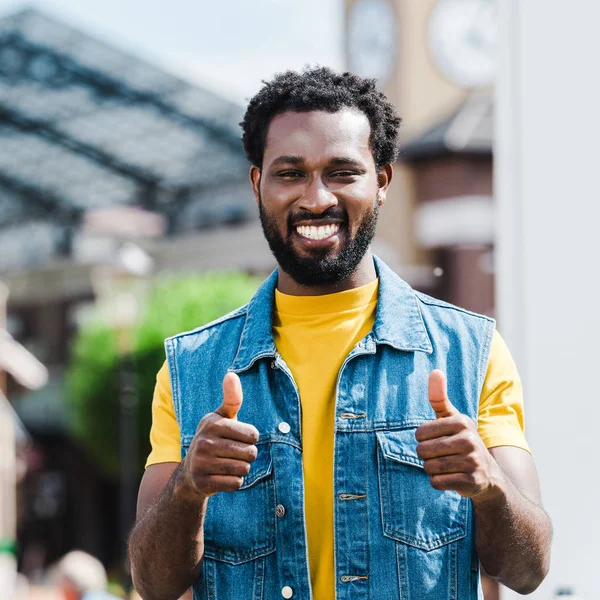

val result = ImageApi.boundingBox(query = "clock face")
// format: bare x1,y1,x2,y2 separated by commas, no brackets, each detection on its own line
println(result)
347,0,397,87
428,0,497,88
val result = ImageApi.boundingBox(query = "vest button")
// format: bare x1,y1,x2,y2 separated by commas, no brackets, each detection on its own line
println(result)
278,422,291,434
275,504,286,517
281,586,293,598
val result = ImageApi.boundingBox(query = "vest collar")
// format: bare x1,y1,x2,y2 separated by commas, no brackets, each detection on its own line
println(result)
371,256,433,354
230,255,432,372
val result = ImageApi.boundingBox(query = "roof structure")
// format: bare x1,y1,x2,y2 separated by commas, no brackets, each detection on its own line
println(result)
0,8,252,272
400,92,493,161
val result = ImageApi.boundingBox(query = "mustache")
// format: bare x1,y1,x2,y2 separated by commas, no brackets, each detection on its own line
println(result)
288,208,347,228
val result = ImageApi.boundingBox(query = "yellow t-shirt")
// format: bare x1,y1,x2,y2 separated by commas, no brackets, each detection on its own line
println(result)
146,280,529,599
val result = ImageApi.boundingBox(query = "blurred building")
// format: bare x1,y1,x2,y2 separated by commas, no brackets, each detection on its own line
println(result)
346,0,496,316
0,7,272,574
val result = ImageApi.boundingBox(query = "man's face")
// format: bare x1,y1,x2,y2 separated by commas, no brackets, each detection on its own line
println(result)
251,109,390,287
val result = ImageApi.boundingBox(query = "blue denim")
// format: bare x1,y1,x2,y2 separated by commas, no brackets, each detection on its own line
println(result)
165,256,494,600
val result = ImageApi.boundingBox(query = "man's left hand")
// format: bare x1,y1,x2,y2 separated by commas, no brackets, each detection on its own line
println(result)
415,370,500,500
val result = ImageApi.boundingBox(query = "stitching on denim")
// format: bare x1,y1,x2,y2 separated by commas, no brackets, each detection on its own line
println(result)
253,555,266,600
203,533,276,565
386,507,467,545
249,434,302,452
203,558,215,600
363,427,370,600
337,419,430,432
476,321,496,418
375,430,424,467
240,454,273,489
395,541,407,600
450,533,458,600
229,351,276,374
410,290,434,352
183,434,301,453
385,526,466,551
165,338,183,450
414,291,496,324
384,454,424,468
165,304,248,343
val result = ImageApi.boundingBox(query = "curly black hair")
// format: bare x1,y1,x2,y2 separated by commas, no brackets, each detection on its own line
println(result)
241,66,402,168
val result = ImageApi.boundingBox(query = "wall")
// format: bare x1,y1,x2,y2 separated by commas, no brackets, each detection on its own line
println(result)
495,2,600,598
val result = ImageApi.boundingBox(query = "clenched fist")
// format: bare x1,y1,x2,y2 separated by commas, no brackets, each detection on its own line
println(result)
182,372,260,497
415,370,497,499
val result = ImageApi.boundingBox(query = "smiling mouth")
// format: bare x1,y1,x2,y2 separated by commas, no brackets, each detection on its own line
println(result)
295,223,341,241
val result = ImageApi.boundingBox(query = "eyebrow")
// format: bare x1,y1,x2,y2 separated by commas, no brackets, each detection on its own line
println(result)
270,155,365,168
329,157,365,168
271,155,304,166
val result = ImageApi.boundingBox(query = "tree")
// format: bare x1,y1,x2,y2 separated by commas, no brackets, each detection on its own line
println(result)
66,272,262,476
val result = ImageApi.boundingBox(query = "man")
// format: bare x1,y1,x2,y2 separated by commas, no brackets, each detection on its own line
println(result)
129,67,552,600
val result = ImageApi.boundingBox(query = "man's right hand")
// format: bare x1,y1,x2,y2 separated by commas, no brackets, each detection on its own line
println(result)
182,372,259,497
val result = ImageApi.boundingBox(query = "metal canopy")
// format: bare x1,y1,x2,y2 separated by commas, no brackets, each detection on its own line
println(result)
0,8,250,271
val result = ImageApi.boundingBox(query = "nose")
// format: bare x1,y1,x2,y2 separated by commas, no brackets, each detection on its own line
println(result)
297,176,338,214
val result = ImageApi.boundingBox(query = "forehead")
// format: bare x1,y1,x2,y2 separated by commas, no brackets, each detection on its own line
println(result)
263,109,373,166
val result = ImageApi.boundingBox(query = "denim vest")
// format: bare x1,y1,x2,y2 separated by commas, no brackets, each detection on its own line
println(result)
165,256,494,600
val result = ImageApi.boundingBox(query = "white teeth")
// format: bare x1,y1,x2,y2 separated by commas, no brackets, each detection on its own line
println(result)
296,224,340,240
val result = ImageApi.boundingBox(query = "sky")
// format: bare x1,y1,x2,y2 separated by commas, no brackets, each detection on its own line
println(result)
0,0,345,104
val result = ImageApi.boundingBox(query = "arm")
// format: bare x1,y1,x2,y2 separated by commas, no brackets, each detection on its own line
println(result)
471,446,552,594
416,370,552,595
129,373,259,600
128,463,208,600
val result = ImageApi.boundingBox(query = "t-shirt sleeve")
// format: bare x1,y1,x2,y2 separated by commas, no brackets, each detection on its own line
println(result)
477,330,531,454
145,360,182,468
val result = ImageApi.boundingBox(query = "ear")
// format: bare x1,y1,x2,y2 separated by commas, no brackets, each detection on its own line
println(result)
249,166,261,205
376,164,393,207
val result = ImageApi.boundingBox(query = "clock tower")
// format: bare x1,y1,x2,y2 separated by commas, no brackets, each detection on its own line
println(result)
345,0,495,141
344,0,497,316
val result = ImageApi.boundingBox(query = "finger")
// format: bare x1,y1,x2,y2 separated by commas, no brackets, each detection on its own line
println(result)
422,455,474,477
416,433,473,460
201,475,244,495
214,418,260,445
428,370,457,419
415,414,474,442
429,473,488,498
203,457,252,478
214,440,258,463
216,372,243,420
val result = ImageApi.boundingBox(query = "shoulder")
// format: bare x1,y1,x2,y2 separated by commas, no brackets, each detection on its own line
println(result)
165,303,249,346
412,291,496,378
414,290,495,326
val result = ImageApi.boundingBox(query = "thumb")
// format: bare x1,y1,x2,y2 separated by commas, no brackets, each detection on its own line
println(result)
428,370,457,419
216,372,243,420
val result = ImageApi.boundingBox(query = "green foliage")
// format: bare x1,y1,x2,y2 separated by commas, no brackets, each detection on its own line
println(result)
66,271,262,476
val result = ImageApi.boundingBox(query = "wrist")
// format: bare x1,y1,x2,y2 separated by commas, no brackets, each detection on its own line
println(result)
173,463,209,507
472,459,509,507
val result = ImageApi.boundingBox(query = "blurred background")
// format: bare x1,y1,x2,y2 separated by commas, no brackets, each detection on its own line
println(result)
0,1,597,599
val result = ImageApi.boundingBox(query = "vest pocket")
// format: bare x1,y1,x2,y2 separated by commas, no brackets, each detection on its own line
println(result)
185,440,276,565
376,428,467,551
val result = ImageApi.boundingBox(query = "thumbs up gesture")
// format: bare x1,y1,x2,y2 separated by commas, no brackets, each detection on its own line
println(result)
415,370,496,499
183,372,260,498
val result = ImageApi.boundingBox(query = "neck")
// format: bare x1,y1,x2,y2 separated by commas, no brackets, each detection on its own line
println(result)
276,252,376,296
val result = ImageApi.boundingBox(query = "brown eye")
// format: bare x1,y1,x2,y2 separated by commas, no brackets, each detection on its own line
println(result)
277,171,303,179
332,171,359,179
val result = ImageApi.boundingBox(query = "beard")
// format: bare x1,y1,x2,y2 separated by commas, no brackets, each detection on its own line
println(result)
258,193,379,287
